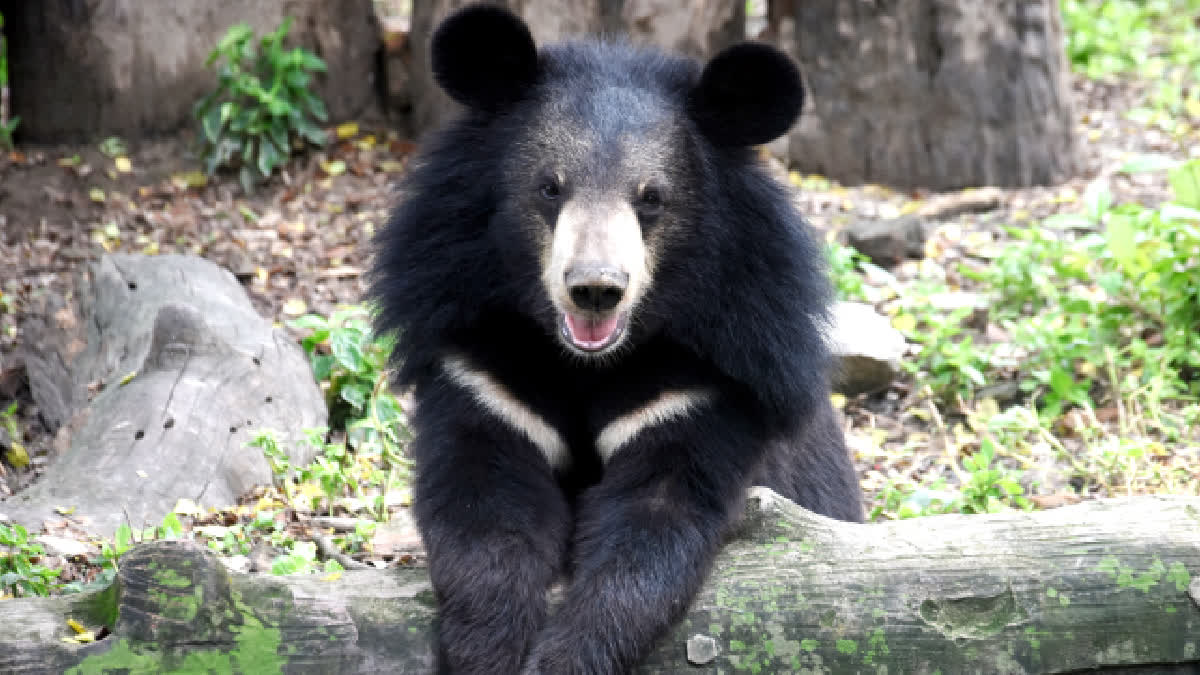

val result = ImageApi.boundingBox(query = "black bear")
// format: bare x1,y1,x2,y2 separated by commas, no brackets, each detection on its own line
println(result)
370,5,863,673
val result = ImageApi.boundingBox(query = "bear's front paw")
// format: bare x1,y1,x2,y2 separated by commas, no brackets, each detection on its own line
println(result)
521,627,630,675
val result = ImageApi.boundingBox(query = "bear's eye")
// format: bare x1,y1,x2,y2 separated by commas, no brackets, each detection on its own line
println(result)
636,186,664,218
538,179,561,202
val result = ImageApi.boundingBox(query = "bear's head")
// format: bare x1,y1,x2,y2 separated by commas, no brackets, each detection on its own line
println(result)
429,4,807,358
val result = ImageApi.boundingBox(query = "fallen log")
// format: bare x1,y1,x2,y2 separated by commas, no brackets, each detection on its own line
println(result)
3,491,1198,673
8,254,326,537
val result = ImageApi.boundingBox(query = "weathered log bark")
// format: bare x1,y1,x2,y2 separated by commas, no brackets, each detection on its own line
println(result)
0,0,382,141
3,492,1198,673
6,254,325,537
782,0,1078,190
408,0,742,135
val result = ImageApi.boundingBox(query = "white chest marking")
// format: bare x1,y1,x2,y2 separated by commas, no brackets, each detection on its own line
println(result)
441,355,570,470
596,390,715,463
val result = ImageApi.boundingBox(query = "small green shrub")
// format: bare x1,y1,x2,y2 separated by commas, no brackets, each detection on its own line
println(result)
0,522,60,597
194,18,328,192
869,440,1032,520
0,10,19,150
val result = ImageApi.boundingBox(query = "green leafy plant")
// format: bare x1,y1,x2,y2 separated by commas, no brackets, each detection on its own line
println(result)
0,9,19,150
869,441,1031,520
0,522,61,597
194,18,328,192
271,540,343,576
1,401,29,469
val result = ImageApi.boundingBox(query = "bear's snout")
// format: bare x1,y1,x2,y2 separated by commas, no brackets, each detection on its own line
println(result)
566,263,628,313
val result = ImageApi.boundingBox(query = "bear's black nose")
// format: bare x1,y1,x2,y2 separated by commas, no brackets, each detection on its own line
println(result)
565,264,628,313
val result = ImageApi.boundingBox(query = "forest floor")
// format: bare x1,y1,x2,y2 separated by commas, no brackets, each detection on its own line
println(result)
1,66,1197,581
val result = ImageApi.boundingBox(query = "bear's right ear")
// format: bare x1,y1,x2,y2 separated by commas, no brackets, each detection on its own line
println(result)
431,4,539,111
689,42,804,147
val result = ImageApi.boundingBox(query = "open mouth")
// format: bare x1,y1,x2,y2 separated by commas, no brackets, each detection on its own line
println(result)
560,311,628,352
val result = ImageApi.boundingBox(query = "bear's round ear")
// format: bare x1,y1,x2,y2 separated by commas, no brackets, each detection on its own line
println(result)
431,4,539,111
689,42,804,147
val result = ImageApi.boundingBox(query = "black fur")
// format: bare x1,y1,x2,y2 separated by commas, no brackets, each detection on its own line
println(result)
370,5,863,673
431,3,538,110
689,42,806,147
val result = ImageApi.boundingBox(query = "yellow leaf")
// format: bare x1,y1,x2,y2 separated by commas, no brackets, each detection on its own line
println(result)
336,122,359,140
171,171,208,189
1185,97,1200,120
321,571,344,582
255,266,270,283
283,298,308,316
55,506,77,515
891,313,918,334
89,188,106,203
255,495,284,511
67,618,88,634
378,159,405,173
829,393,847,409
356,134,377,150
119,371,137,386
4,442,29,469
115,156,132,173
295,483,325,500
1053,187,1078,204
173,498,204,517
787,170,803,186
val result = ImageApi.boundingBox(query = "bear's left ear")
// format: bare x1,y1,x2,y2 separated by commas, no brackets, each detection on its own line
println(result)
431,4,539,111
689,42,804,147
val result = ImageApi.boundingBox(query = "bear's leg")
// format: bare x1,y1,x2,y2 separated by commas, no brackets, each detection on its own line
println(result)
522,404,763,675
411,389,570,674
756,398,865,522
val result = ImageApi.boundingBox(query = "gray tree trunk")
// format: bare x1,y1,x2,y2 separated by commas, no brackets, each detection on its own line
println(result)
0,0,382,141
6,254,325,537
4,492,1198,673
781,0,1078,190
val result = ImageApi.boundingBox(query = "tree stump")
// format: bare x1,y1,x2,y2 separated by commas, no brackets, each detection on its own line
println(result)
6,254,325,537
2,492,1198,673
781,0,1078,190
0,0,382,141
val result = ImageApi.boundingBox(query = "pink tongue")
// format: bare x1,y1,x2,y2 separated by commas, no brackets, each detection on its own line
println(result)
566,314,620,348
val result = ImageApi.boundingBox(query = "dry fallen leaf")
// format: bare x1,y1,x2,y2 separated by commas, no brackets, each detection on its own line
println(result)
282,298,308,316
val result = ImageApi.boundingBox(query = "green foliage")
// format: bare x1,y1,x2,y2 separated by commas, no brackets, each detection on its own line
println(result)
1063,0,1200,129
193,18,328,193
0,9,19,150
869,440,1032,520
0,522,60,597
1,401,29,469
979,160,1200,421
1063,0,1200,78
291,306,398,431
249,305,414,525
826,241,869,302
270,540,342,576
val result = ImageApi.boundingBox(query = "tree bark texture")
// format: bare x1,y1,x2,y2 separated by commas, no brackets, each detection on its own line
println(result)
3,492,1198,673
6,254,325,537
782,0,1078,190
0,0,382,141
